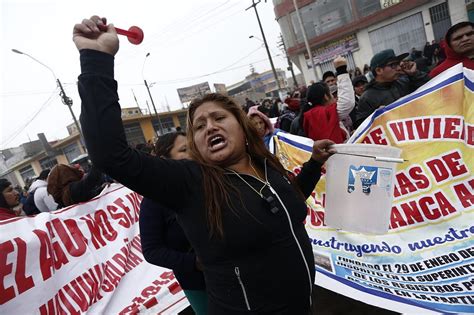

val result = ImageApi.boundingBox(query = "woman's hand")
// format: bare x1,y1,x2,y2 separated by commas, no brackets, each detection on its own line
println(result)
311,139,336,163
73,15,119,56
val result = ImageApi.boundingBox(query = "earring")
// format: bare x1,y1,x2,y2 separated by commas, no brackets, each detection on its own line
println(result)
245,138,249,146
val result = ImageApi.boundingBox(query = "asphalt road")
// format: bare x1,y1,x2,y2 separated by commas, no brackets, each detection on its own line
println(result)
179,285,399,314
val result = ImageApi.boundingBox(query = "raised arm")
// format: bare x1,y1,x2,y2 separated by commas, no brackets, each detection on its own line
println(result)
334,57,355,120
74,16,199,210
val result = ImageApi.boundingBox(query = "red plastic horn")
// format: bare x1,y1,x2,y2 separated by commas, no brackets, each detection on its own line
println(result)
99,25,144,45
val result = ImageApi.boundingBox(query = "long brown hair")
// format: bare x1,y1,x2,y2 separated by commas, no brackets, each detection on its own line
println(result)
187,93,287,238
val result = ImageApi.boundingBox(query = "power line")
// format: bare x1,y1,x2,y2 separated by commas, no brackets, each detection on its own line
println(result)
116,1,242,66
1,89,59,148
158,6,245,48
0,82,76,98
150,46,263,84
0,90,60,97
143,1,238,48
120,54,280,87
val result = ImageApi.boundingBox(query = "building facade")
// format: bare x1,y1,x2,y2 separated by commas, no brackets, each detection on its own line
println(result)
227,68,288,99
273,0,469,84
1,107,188,188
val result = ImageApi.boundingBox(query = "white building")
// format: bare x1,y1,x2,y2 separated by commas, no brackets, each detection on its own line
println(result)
273,0,469,84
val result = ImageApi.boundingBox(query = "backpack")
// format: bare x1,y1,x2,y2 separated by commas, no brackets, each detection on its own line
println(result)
23,191,40,215
276,110,297,132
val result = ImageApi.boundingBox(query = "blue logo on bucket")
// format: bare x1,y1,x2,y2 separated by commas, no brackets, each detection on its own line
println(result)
347,165,378,194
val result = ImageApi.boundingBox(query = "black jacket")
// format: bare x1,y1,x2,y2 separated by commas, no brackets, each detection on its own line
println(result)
139,198,206,290
79,49,322,314
355,72,429,128
69,166,105,205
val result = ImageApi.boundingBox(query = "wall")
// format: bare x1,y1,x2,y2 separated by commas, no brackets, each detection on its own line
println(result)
295,0,468,83
56,155,69,165
172,115,181,129
139,119,156,142
449,0,469,24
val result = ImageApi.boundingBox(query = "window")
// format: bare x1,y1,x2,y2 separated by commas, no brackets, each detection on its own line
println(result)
319,51,357,73
430,2,452,42
291,0,354,44
355,0,382,18
123,122,146,147
39,156,58,170
19,165,36,183
178,113,187,131
62,142,81,163
153,116,176,135
369,13,427,55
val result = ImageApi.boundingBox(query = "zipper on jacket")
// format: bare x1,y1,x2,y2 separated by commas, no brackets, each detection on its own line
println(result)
235,267,251,310
268,184,313,307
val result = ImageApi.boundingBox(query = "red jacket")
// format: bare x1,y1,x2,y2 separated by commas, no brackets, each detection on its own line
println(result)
303,103,346,143
0,207,17,221
429,45,474,78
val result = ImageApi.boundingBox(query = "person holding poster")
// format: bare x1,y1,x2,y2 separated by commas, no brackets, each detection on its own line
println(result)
74,15,335,314
140,131,208,315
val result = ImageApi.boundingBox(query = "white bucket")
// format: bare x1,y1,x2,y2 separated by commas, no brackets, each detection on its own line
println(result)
325,144,402,234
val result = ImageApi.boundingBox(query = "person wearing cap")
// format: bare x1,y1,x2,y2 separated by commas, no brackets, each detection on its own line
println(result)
0,179,21,220
430,21,474,78
303,56,355,143
322,71,337,87
352,75,368,99
355,49,429,129
349,75,368,132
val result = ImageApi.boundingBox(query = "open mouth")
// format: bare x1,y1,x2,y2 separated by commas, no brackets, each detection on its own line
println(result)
208,135,226,151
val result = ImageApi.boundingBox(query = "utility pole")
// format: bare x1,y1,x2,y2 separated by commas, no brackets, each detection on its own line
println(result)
144,79,164,135
143,53,165,135
246,0,282,92
278,34,298,88
56,79,83,144
11,48,87,153
292,0,318,82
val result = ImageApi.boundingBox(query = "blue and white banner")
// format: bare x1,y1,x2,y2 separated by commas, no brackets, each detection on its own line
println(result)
272,64,474,314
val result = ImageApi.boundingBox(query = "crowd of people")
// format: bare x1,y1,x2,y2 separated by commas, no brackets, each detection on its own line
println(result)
0,17,472,314
0,162,109,220
240,21,474,147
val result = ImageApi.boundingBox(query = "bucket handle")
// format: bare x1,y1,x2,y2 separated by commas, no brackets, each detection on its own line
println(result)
334,152,407,163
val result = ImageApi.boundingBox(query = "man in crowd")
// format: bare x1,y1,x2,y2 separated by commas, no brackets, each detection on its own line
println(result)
430,21,474,78
323,71,336,87
0,179,21,220
355,49,429,128
349,75,368,131
323,70,338,96
423,41,433,65
243,97,255,113
29,169,58,213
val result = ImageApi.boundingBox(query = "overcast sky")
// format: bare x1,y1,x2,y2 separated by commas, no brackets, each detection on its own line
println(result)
1,0,294,149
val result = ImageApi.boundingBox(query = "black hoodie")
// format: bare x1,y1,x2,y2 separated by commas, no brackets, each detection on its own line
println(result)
78,49,323,314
